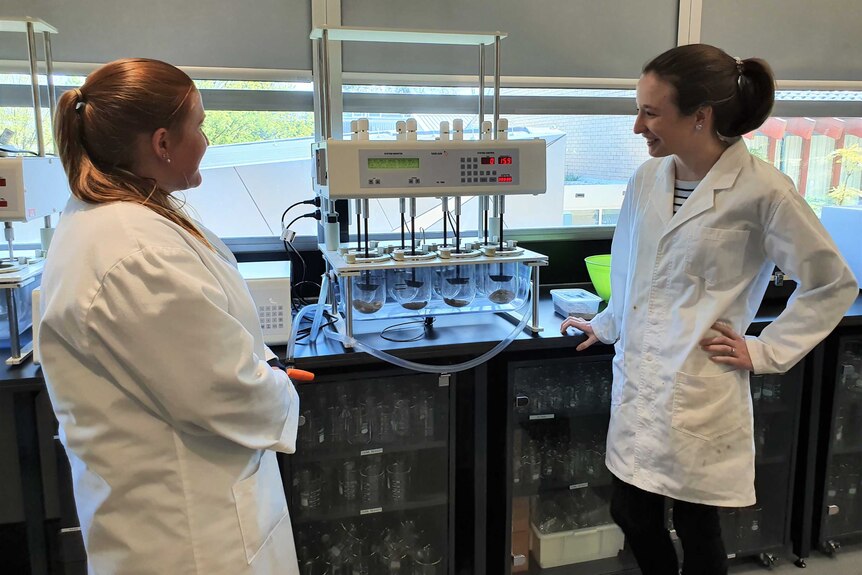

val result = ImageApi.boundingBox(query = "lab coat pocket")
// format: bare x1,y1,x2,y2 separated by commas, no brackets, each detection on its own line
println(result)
232,452,289,564
672,370,744,441
685,227,750,286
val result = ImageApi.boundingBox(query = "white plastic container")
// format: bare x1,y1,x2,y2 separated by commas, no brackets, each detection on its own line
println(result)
550,288,602,319
530,522,625,568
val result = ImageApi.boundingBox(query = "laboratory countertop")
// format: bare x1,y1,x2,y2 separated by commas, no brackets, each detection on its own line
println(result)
284,291,862,373
2,293,861,388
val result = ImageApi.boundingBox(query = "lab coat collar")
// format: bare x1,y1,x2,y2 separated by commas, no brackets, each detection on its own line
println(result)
658,139,747,237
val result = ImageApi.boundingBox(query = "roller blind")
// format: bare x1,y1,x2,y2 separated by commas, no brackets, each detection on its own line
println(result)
0,0,312,72
340,0,678,78
701,0,862,81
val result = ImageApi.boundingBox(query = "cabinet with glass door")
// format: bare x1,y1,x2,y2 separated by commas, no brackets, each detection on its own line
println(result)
285,370,453,575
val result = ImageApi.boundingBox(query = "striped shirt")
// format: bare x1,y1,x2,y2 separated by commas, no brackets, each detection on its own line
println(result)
673,179,701,214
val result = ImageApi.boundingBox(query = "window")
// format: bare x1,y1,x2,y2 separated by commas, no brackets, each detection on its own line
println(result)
3,73,860,246
0,74,317,246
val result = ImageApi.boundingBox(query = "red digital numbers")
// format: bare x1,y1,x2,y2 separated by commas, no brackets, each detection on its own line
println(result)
498,175,513,183
498,156,513,165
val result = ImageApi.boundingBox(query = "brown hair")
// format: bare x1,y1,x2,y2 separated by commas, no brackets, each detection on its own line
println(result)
643,44,775,138
54,58,211,248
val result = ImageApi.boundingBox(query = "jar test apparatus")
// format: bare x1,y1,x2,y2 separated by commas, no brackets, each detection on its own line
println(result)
309,26,548,347
0,18,69,365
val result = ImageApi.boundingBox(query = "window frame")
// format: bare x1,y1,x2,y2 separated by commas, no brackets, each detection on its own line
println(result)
2,67,861,252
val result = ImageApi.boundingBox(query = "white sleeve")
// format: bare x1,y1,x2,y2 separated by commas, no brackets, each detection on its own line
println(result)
589,175,635,344
85,246,299,453
745,191,858,374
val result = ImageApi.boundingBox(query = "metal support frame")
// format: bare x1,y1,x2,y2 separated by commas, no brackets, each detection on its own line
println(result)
311,27,545,340
498,262,545,334
4,280,34,365
25,22,45,157
321,29,332,140
43,32,57,122
493,35,501,136
478,44,485,126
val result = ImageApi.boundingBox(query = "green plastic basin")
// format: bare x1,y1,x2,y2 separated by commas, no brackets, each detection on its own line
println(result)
584,254,612,302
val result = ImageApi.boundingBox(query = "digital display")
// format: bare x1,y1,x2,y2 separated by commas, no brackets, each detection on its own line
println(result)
498,156,513,165
481,157,495,165
498,175,513,183
367,157,420,170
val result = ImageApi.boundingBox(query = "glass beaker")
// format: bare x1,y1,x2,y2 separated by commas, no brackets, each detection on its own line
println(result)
557,448,578,483
346,404,371,445
412,393,435,440
392,394,412,438
349,550,375,575
351,270,387,315
485,261,519,304
297,466,324,511
379,546,407,575
440,265,476,308
412,544,442,575
750,375,764,406
326,405,348,446
299,408,325,450
761,378,781,403
541,446,557,480
522,442,541,487
299,550,329,575
360,463,385,506
338,459,359,503
374,402,396,444
390,267,432,311
387,459,412,504
431,266,450,299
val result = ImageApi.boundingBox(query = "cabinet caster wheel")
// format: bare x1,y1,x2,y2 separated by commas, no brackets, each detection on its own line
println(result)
823,540,841,555
759,552,777,568
794,558,806,568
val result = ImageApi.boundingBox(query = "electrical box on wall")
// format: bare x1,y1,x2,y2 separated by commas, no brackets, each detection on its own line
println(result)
0,156,69,222
237,261,292,346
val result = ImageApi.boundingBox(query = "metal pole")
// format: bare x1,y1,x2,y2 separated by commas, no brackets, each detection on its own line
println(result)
314,39,324,139
6,289,20,360
494,35,501,136
532,266,541,332
26,22,45,156
344,278,354,341
43,31,57,124
478,44,485,128
322,29,332,140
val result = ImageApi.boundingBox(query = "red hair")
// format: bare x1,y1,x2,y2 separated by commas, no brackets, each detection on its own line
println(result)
54,58,211,248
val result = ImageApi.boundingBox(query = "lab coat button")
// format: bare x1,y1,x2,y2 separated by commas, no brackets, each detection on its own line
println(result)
645,353,654,362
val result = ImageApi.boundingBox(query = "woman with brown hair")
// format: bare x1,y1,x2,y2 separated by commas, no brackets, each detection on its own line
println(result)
39,58,300,574
562,44,857,574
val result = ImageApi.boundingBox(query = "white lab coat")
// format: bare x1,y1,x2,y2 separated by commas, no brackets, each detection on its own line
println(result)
39,198,300,574
590,139,858,506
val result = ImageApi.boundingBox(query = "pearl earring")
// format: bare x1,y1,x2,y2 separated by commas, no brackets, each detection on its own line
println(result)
162,154,171,163
695,124,703,131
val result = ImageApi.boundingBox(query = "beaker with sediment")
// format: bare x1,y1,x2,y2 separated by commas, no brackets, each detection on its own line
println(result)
351,269,387,314
440,265,476,308
389,267,432,311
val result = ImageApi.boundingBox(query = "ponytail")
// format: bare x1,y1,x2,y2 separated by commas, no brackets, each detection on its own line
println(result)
717,58,775,138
